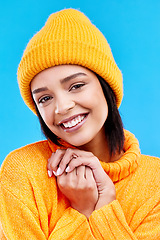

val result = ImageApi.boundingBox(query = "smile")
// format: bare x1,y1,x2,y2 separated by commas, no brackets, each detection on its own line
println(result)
59,113,88,132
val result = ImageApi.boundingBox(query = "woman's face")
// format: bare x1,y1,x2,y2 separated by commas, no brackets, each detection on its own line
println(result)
31,65,108,147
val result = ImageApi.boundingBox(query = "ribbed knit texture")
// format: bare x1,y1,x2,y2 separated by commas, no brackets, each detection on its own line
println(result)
0,130,160,239
17,9,123,114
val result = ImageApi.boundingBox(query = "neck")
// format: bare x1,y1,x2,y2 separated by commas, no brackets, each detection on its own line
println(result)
79,129,123,163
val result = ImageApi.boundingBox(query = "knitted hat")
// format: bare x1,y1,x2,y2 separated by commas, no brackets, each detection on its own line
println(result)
17,8,123,114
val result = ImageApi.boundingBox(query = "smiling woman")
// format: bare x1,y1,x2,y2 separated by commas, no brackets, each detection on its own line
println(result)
31,65,109,149
0,8,160,240
32,65,124,157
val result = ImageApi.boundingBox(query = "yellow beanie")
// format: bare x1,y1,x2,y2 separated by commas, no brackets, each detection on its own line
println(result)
17,8,123,114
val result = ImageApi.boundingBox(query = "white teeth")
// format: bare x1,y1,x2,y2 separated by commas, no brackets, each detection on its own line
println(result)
68,122,72,128
72,120,77,126
62,115,85,128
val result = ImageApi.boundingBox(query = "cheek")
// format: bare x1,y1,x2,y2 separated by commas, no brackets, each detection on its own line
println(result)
90,88,108,111
38,106,54,126
92,89,108,121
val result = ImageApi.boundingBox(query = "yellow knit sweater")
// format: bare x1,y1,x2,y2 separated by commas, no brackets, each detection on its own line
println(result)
0,130,160,239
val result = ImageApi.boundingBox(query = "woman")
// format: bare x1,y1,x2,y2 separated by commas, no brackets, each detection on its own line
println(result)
0,8,160,239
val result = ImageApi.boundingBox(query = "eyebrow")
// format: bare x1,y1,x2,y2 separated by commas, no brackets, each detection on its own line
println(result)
32,72,87,94
32,87,48,94
60,72,87,84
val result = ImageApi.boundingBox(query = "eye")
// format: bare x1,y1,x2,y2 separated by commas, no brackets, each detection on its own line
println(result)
69,83,85,91
38,95,53,104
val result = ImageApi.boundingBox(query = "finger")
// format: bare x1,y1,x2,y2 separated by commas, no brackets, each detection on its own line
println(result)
56,148,78,176
47,152,55,177
85,167,98,192
59,148,93,171
68,148,93,158
58,168,77,189
56,148,94,175
65,156,107,186
57,170,67,188
76,165,86,178
47,149,65,174
66,156,100,173
85,166,95,180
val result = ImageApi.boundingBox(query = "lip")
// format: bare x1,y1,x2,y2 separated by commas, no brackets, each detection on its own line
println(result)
59,113,89,133
58,113,88,125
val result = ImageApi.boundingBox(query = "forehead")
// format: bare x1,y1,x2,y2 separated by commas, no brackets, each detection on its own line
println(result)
31,65,97,89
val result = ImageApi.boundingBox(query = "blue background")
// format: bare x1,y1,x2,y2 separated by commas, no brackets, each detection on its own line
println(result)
1,0,160,165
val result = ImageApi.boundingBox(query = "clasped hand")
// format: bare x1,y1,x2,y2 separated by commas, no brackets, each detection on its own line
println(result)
47,148,116,218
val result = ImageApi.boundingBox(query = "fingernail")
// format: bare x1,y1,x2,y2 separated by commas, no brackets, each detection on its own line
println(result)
48,170,53,177
56,167,62,176
65,166,70,172
53,171,57,176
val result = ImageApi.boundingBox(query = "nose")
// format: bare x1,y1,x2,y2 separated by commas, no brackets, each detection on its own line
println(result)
55,95,75,115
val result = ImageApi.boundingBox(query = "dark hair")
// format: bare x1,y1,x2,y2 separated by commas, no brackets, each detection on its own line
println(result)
33,75,124,156
97,75,124,156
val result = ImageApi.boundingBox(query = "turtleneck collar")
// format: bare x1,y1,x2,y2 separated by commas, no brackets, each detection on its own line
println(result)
48,130,140,182
100,130,140,182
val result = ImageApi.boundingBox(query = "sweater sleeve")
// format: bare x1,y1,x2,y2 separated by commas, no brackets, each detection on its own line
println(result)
0,184,95,239
0,184,47,239
0,149,96,240
49,207,95,240
89,199,160,240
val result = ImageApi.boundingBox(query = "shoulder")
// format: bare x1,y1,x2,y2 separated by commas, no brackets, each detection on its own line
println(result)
0,141,58,216
1,141,49,168
138,154,160,172
0,140,56,181
135,154,160,189
0,140,58,195
7,140,51,158
118,154,160,208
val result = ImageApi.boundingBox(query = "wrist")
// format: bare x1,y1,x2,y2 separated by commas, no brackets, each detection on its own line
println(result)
71,204,95,219
95,191,116,210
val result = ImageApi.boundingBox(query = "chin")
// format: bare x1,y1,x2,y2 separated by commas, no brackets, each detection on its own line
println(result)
66,136,94,148
67,140,88,147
